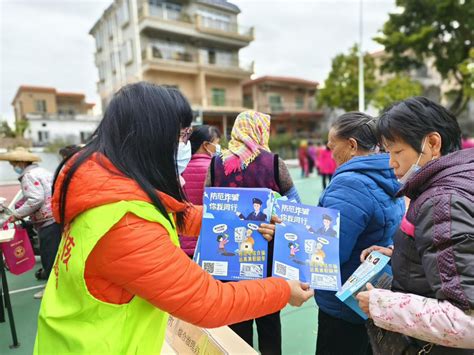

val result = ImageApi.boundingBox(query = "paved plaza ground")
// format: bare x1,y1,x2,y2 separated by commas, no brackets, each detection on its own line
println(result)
0,168,325,354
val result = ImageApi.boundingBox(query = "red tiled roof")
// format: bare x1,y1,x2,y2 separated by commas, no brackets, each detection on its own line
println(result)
11,85,56,104
11,85,90,105
243,76,319,88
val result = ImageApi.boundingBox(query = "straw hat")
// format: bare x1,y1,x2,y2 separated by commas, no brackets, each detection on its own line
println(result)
0,147,41,162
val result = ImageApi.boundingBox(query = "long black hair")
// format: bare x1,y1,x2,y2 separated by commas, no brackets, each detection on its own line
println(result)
189,125,221,154
54,82,193,229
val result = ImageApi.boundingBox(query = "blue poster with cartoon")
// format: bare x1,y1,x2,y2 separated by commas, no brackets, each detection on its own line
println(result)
196,187,276,281
272,200,341,291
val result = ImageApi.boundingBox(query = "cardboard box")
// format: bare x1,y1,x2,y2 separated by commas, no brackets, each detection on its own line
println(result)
165,316,258,354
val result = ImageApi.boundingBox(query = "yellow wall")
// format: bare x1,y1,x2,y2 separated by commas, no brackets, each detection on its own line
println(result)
143,71,199,104
206,76,242,105
14,91,57,119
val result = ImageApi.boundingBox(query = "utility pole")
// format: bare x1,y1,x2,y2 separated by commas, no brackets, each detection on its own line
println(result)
358,0,365,111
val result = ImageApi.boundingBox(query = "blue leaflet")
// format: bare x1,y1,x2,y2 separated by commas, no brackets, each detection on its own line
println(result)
196,187,276,281
272,200,341,291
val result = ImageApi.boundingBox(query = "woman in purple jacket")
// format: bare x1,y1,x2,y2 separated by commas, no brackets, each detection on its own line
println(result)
180,125,221,256
357,97,474,354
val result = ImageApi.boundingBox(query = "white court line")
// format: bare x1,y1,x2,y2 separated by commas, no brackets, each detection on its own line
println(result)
9,284,45,295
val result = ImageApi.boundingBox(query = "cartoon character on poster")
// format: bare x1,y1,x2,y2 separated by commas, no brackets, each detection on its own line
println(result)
288,242,300,257
236,198,267,221
213,223,234,256
216,234,234,256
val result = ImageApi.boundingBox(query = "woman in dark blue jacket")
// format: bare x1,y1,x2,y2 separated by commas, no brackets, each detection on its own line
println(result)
315,112,405,355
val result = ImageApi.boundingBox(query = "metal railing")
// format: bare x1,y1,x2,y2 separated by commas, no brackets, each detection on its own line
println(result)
206,97,243,107
254,103,319,113
197,15,253,37
142,45,196,63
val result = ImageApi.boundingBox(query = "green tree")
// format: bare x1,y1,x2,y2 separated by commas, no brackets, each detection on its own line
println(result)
15,119,29,138
458,48,474,99
0,120,15,138
318,45,377,112
372,75,423,111
374,0,474,115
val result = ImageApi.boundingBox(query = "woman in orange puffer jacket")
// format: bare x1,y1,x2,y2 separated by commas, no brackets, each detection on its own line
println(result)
34,82,313,354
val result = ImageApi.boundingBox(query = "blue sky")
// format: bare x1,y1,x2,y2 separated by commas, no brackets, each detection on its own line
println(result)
0,0,395,123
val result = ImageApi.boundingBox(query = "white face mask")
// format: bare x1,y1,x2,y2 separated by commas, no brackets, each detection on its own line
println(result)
211,143,221,156
204,142,221,157
176,141,192,175
398,138,427,185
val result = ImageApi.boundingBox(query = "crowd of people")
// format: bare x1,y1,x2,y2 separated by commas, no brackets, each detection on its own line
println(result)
298,140,337,189
0,82,473,354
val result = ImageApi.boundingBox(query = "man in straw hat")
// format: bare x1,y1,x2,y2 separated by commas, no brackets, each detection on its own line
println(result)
0,147,61,299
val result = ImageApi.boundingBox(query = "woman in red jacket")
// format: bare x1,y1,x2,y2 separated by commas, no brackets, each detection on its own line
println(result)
180,125,221,256
35,82,313,354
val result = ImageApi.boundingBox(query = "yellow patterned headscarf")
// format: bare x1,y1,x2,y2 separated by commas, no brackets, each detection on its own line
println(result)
221,110,271,175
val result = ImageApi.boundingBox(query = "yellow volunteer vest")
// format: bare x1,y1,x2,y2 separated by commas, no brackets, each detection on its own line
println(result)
34,200,179,354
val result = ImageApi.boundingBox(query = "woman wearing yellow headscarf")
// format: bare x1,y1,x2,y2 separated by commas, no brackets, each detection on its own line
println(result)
205,110,300,355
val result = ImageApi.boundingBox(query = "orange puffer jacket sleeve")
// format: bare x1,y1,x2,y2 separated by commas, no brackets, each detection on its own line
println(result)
85,213,290,328
178,204,203,237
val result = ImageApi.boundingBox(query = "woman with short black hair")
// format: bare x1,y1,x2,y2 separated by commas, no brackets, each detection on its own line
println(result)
315,111,404,355
357,96,474,353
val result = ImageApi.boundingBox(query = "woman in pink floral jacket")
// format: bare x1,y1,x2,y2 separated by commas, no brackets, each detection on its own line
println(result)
357,97,474,353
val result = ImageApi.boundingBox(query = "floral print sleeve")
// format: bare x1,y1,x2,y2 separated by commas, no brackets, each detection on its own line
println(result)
369,289,474,349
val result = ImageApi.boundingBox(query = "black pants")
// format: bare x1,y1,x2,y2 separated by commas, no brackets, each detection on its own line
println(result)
321,174,332,189
316,310,370,355
38,222,62,279
229,311,281,355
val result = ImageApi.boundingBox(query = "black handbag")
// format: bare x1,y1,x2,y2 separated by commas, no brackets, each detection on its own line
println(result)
366,321,474,355
366,320,435,355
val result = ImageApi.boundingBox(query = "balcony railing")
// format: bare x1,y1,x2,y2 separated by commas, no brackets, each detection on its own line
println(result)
206,97,243,108
251,103,318,113
142,45,196,64
141,45,254,73
197,16,253,38
137,1,254,41
25,113,100,121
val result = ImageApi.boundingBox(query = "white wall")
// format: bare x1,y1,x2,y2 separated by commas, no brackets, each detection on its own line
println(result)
24,118,100,146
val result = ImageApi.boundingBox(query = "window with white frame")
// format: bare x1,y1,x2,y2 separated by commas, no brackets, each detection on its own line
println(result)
151,40,190,61
35,100,47,113
110,53,116,73
197,9,231,31
98,62,106,81
95,29,104,50
149,0,182,21
37,131,50,143
107,17,114,39
123,39,134,65
119,0,130,26
216,51,233,66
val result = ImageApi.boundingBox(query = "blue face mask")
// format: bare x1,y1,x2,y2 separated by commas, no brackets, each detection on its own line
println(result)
176,141,192,175
398,138,427,185
13,166,24,175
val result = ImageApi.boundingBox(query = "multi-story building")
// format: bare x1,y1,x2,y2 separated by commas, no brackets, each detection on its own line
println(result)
89,0,254,130
242,76,323,136
371,50,473,131
11,86,100,146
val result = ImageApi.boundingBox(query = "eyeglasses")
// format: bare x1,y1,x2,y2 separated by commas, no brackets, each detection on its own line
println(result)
179,127,193,144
